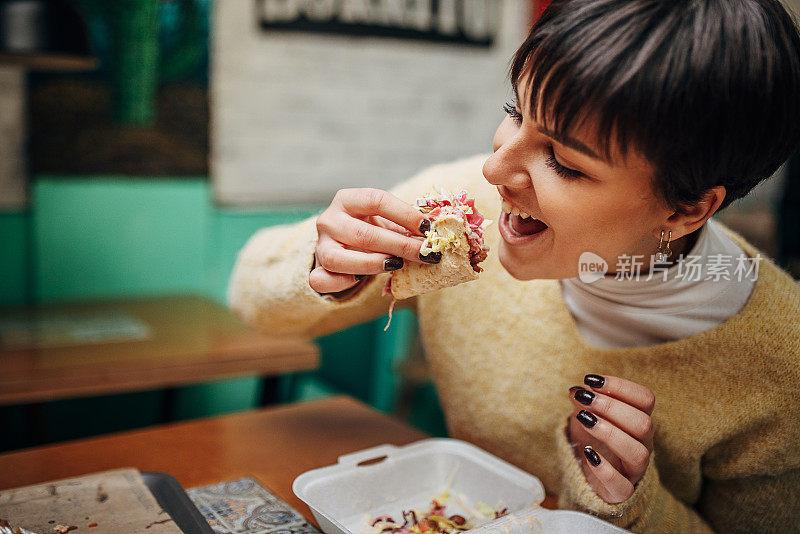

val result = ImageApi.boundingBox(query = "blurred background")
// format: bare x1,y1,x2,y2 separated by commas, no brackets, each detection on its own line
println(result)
1,0,798,453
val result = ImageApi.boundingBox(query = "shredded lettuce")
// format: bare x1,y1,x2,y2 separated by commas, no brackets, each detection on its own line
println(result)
420,222,462,255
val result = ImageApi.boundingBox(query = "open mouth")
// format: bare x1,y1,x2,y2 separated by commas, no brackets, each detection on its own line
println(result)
501,200,549,237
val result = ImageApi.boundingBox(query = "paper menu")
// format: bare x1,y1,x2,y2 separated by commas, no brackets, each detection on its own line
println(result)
0,468,182,533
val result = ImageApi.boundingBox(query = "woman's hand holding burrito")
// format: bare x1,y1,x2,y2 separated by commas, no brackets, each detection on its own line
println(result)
310,188,428,294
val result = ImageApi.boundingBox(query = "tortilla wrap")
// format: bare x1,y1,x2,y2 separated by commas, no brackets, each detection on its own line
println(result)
390,217,479,299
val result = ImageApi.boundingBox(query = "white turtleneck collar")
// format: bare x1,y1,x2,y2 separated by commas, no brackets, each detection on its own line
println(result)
559,218,757,349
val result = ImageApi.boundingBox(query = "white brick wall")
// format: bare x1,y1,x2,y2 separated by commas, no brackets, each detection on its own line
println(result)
0,67,26,210
211,0,529,206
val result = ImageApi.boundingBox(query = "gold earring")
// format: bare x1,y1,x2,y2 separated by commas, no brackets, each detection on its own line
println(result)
655,230,672,263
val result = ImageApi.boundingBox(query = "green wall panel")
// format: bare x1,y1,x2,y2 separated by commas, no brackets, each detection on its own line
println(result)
0,212,31,306
370,308,417,412
316,322,377,402
33,178,210,302
171,376,263,420
171,206,321,420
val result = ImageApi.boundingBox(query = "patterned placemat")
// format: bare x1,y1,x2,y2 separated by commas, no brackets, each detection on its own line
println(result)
188,477,321,534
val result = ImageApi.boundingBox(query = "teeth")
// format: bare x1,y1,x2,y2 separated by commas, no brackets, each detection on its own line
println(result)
501,199,541,222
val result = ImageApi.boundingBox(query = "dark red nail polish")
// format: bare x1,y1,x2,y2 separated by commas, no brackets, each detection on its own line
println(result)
577,410,597,428
419,219,431,233
354,275,366,281
569,386,582,393
384,257,403,271
419,251,442,264
574,387,595,406
584,446,601,466
584,374,605,389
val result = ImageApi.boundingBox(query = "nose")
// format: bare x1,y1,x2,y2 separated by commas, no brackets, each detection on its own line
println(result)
482,141,532,190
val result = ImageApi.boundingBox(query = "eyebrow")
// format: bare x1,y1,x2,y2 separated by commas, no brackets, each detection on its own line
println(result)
513,84,604,162
537,126,602,161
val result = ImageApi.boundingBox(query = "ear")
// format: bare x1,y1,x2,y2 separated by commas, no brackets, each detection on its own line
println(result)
661,185,726,239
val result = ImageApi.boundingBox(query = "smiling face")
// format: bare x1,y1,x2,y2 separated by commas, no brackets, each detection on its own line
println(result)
483,71,679,281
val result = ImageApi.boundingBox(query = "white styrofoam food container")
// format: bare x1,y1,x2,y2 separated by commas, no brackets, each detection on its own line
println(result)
293,438,630,534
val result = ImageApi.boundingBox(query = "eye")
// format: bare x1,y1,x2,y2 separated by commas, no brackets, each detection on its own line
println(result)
545,145,584,180
503,101,523,126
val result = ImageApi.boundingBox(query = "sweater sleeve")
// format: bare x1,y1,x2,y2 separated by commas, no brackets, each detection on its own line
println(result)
554,417,800,533
227,153,491,338
227,215,400,338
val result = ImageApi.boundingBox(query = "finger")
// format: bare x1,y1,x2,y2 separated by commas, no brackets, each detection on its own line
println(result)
584,374,656,416
581,450,627,503
321,213,424,262
581,446,635,504
316,238,404,275
574,409,651,484
569,386,654,451
568,412,627,474
370,215,415,235
309,266,364,294
336,188,427,236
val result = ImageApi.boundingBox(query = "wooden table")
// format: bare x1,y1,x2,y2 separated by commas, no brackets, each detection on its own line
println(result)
0,396,557,523
0,295,319,405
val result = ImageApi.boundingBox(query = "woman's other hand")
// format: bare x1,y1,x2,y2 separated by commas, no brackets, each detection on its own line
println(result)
310,188,429,294
567,374,656,504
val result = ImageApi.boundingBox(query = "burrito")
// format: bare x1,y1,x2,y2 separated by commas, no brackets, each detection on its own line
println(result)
385,189,490,302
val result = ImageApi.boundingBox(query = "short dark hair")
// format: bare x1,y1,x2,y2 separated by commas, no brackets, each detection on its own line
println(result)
510,0,800,213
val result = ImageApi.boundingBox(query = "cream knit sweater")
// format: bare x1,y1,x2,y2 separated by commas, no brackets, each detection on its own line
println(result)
228,154,800,533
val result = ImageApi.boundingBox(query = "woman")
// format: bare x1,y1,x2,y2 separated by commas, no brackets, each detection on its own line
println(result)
229,0,800,531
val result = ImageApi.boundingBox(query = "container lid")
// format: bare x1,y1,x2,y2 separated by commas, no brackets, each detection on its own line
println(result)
294,439,545,534
294,438,631,534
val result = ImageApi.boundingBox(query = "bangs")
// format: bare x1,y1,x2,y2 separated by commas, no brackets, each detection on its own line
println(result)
509,0,686,166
